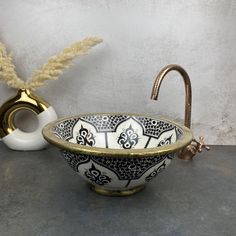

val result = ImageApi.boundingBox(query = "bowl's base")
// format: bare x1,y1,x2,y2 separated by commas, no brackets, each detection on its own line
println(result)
90,185,145,197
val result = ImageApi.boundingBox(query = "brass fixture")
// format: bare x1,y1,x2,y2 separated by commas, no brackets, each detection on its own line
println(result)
151,64,210,160
179,136,210,161
91,184,145,197
0,89,49,138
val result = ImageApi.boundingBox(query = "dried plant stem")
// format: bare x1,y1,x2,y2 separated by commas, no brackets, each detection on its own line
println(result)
25,37,102,90
0,42,25,89
0,37,102,90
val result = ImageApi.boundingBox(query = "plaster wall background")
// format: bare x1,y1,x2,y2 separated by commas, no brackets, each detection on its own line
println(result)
0,0,236,145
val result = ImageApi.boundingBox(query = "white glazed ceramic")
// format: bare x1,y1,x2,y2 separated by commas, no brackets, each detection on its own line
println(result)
0,89,58,151
43,113,192,196
2,106,57,150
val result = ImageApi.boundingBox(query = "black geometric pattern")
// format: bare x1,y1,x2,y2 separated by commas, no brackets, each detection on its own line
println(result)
117,124,139,149
61,150,89,171
85,163,111,186
53,115,183,142
61,150,175,180
54,115,184,187
80,115,128,132
135,117,175,138
145,160,167,182
76,125,96,146
53,118,77,140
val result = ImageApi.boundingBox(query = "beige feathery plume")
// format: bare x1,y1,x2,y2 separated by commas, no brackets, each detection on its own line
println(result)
25,37,103,90
0,37,103,90
0,42,25,89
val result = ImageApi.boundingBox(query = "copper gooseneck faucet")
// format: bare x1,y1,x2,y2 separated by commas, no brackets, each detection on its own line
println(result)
151,64,210,160
151,64,192,128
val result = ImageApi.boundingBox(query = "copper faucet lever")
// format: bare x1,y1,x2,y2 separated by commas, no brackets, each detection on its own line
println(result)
193,136,210,152
151,64,210,160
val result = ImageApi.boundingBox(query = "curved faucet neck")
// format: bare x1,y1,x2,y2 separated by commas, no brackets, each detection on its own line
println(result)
151,64,192,128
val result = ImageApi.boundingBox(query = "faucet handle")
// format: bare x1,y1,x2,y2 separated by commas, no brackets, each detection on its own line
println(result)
178,136,210,160
193,136,210,153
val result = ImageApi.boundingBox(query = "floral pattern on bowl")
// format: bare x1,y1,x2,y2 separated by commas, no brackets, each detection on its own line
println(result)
43,114,192,196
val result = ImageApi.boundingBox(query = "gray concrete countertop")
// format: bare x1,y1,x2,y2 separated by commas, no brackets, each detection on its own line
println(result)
0,144,235,236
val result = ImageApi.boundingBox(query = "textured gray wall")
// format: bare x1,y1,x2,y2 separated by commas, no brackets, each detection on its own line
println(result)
0,0,236,145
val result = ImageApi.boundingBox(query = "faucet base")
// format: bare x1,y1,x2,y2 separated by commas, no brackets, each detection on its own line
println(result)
178,136,210,161
178,147,195,161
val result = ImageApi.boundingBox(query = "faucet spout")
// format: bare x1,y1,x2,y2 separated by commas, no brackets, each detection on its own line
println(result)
151,64,192,128
151,64,210,160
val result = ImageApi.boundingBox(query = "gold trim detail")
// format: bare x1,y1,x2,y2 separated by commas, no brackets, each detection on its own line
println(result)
0,89,49,138
42,113,193,158
90,185,145,196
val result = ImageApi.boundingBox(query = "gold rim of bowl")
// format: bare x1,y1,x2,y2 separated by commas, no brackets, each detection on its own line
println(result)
42,113,193,158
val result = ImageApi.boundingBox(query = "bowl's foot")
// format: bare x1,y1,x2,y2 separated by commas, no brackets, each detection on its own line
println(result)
90,185,145,196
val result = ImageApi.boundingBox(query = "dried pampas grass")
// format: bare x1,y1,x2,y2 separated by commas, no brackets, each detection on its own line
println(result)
0,42,25,89
0,37,102,90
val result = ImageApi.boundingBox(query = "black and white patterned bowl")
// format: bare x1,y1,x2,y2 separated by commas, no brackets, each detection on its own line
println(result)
42,113,192,196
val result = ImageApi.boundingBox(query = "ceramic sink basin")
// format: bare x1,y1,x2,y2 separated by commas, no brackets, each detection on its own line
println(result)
42,113,192,196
